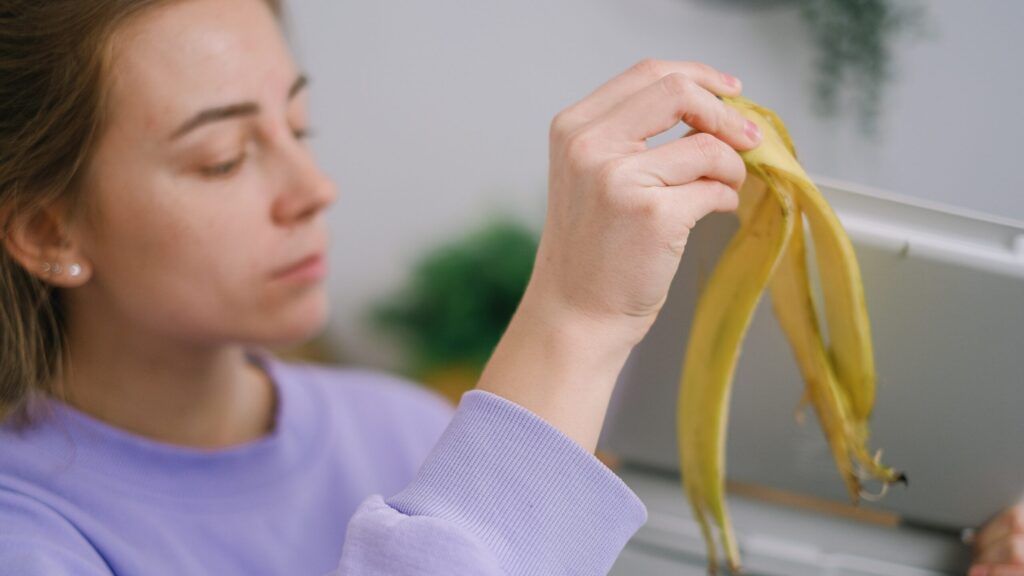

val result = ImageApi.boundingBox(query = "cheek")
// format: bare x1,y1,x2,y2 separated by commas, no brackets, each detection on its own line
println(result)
97,218,246,335
86,179,259,332
87,179,328,345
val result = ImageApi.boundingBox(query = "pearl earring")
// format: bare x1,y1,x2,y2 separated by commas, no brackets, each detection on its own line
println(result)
40,262,81,277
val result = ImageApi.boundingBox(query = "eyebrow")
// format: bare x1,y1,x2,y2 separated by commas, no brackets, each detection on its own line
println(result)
170,74,309,140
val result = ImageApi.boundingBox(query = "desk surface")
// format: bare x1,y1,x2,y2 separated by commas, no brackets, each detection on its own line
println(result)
611,467,973,576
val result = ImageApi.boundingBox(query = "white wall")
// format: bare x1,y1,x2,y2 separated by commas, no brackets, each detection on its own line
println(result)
285,0,1023,368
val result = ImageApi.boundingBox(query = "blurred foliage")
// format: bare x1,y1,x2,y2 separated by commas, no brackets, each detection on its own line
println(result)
796,0,926,136
368,216,540,387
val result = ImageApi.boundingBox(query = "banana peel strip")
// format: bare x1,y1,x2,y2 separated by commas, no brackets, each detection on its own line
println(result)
676,96,906,575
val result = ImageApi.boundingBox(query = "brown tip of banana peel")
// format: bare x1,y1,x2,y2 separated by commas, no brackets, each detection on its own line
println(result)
858,471,908,503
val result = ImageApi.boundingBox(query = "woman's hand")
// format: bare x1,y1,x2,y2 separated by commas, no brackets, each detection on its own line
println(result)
478,59,761,452
525,58,761,350
970,505,1024,576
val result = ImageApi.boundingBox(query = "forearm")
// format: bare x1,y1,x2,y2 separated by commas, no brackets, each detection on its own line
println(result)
475,285,636,453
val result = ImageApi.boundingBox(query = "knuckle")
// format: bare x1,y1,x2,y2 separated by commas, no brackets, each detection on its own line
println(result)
681,99,725,135
550,109,574,141
691,132,727,166
653,203,692,255
564,129,599,164
666,233,690,257
661,72,694,97
594,156,633,190
631,58,664,79
551,104,589,142
695,61,717,77
682,61,716,82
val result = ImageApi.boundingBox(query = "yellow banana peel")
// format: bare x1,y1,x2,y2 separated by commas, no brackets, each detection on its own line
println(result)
677,96,907,574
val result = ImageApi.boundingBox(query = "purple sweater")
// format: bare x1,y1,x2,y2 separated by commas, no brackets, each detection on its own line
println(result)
0,351,647,575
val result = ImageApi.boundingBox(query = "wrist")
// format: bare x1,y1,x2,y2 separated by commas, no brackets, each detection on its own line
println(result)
475,285,636,452
517,283,642,359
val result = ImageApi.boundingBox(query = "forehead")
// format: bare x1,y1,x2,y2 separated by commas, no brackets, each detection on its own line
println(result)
105,0,296,133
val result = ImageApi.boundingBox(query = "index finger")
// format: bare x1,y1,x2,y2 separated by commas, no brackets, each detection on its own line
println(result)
595,72,760,151
558,59,743,132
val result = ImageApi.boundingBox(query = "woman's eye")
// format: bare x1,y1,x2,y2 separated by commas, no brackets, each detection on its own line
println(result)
199,153,246,178
293,127,313,140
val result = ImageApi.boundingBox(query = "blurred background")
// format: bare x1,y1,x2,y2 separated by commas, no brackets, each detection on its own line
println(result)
280,0,1021,375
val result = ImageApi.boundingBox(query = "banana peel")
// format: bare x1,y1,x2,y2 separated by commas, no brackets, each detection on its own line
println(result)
677,96,906,574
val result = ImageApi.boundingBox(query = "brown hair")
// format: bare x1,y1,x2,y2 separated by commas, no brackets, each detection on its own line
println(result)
0,0,282,427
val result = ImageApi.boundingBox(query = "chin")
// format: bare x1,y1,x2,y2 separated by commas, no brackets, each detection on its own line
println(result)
256,287,331,347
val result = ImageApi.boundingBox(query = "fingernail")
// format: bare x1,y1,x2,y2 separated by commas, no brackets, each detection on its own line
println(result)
744,119,761,144
721,72,741,89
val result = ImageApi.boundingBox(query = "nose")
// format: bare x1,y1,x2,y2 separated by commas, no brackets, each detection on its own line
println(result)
271,137,338,226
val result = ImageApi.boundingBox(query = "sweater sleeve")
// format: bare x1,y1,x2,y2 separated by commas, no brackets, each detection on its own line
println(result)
334,389,648,576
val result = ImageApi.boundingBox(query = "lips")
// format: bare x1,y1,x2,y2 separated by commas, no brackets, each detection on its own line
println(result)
272,251,327,281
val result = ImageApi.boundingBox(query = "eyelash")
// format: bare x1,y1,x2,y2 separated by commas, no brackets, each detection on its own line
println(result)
200,154,247,178
199,127,312,179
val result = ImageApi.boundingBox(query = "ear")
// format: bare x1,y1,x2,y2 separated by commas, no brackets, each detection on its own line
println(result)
2,204,92,287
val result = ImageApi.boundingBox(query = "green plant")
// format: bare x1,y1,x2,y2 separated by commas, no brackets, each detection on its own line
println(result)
797,0,926,135
368,216,539,383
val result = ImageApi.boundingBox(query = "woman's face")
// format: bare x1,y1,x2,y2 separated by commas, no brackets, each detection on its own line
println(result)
73,0,337,347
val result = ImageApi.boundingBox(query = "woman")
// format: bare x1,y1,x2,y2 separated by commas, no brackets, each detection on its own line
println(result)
0,0,754,574
1,1,1016,575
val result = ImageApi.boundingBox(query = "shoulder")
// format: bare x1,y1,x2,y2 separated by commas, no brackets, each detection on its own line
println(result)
0,487,108,572
268,357,456,451
0,486,78,540
271,358,455,424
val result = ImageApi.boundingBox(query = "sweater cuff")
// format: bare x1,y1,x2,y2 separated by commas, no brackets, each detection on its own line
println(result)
386,389,647,575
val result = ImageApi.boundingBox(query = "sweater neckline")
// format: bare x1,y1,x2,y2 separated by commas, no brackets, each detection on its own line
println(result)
21,348,325,500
